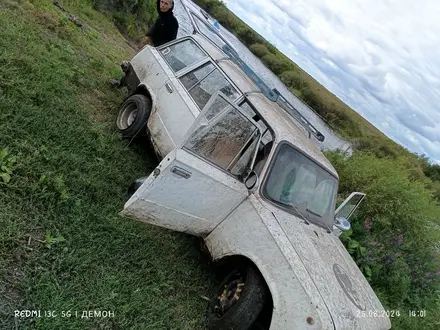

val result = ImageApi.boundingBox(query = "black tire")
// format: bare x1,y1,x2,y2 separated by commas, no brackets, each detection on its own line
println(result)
250,323,267,330
116,94,151,139
207,264,268,330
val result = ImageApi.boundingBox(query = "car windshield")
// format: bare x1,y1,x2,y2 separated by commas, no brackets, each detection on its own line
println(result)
262,143,338,228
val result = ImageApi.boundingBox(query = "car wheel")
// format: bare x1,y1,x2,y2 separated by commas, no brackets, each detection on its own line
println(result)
116,94,151,139
207,264,268,330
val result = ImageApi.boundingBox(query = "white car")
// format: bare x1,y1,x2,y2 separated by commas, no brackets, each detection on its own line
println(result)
115,7,391,330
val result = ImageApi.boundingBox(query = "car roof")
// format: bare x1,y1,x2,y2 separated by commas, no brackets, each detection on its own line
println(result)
191,35,339,178
192,34,230,61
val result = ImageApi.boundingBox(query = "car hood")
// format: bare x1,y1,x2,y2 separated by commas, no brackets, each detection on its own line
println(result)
265,203,391,330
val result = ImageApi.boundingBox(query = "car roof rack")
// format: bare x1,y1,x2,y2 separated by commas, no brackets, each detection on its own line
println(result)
221,44,325,142
183,2,325,142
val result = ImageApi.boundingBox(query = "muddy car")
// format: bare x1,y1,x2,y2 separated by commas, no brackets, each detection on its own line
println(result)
115,5,391,330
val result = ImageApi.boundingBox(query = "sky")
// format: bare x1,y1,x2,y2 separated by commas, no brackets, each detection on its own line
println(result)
223,0,440,164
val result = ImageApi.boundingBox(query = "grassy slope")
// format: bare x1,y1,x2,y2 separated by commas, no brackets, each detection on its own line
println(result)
0,0,214,329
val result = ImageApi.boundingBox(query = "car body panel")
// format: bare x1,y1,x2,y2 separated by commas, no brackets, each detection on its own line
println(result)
121,148,249,236
205,194,391,330
205,195,334,330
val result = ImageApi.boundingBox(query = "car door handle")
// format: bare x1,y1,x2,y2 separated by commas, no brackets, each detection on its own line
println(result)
171,166,191,179
161,47,171,56
165,83,174,93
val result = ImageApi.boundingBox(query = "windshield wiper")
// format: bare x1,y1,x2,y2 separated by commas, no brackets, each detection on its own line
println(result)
284,202,310,225
284,202,333,233
306,209,332,234
323,223,332,234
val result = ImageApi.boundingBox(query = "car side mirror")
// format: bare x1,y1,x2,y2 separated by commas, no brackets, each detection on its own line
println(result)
244,170,258,190
334,216,351,232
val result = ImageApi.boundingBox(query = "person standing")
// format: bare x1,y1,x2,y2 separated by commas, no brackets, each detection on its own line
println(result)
111,0,179,88
146,0,179,47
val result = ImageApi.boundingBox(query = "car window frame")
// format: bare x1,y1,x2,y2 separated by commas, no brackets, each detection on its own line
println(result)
158,37,242,111
182,64,241,110
238,98,274,139
182,92,263,182
158,37,210,76
189,12,226,53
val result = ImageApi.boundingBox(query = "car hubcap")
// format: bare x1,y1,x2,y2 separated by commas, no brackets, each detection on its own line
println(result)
118,102,138,129
215,273,245,317
127,109,138,126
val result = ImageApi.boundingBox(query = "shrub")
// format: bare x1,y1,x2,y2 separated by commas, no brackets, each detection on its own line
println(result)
355,137,400,159
92,0,157,39
211,6,238,30
424,163,440,182
279,70,302,88
261,53,290,75
428,181,440,200
249,43,270,58
326,150,440,328
235,25,263,45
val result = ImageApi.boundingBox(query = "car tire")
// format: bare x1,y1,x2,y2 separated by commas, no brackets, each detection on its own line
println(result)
116,94,151,139
207,264,268,330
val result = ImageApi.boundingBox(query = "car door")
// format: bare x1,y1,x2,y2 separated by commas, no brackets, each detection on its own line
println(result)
121,92,262,236
153,56,241,156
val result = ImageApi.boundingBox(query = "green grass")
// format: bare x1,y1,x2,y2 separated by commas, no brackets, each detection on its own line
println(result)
0,0,215,328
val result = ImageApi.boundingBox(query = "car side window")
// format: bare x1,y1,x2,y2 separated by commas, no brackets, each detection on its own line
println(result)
160,39,207,73
239,101,274,176
183,95,260,180
180,62,215,90
180,65,240,110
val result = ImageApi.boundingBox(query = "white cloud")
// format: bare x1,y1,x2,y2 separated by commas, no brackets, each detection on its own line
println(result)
223,0,440,163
